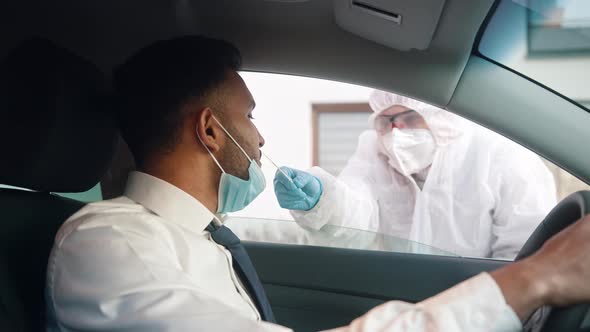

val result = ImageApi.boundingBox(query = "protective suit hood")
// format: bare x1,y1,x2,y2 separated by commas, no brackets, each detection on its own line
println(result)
368,90,468,147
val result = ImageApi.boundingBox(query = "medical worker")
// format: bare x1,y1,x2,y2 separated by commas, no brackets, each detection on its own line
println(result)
275,91,556,258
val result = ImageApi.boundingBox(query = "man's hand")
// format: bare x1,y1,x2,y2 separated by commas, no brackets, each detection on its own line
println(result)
492,214,590,320
273,167,323,211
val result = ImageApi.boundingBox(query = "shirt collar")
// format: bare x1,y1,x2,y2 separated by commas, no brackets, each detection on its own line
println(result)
124,171,220,234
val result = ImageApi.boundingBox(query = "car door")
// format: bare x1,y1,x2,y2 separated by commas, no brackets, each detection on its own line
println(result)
226,218,507,331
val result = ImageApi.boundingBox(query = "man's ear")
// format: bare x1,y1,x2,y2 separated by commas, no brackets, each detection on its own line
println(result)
196,108,222,153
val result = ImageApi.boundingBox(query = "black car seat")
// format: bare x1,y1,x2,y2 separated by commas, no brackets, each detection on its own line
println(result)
0,38,117,331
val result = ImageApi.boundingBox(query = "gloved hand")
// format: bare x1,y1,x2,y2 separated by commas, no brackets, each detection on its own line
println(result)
274,166,323,211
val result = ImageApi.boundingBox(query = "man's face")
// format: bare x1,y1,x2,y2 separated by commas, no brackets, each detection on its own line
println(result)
216,71,265,180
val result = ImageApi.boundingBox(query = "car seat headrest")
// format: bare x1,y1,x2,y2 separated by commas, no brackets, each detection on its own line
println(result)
0,38,117,192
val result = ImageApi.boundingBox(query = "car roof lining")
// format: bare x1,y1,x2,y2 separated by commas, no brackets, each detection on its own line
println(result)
0,0,494,107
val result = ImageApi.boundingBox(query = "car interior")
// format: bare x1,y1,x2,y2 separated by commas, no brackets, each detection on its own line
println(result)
1,0,590,331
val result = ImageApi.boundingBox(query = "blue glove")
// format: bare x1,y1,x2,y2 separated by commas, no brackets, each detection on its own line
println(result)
274,166,323,211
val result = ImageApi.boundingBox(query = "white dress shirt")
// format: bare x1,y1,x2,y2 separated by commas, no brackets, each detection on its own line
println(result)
46,171,522,332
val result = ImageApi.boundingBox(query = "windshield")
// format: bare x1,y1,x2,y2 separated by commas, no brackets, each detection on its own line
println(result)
478,0,590,109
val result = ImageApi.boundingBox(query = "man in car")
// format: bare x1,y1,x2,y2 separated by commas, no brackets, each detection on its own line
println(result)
46,35,590,332
274,91,556,259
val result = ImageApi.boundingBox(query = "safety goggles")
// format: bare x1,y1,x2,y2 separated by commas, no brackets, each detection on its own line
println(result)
374,110,425,133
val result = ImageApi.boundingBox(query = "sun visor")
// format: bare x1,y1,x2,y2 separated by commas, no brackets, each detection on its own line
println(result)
333,0,446,51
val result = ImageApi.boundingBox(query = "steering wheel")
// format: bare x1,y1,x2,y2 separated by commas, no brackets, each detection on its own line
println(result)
515,190,590,332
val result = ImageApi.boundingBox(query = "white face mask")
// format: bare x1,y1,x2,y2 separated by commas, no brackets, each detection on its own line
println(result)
381,129,436,175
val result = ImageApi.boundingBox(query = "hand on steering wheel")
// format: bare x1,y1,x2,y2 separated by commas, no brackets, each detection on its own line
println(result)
512,191,590,332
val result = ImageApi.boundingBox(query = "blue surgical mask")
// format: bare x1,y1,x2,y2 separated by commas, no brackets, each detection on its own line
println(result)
197,115,266,213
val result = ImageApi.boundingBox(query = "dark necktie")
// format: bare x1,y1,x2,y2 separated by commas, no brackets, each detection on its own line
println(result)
206,222,276,323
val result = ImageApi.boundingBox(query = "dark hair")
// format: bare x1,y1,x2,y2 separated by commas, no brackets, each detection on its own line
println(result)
113,35,242,166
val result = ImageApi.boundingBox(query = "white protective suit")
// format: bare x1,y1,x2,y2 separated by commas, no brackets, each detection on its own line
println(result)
291,91,557,259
